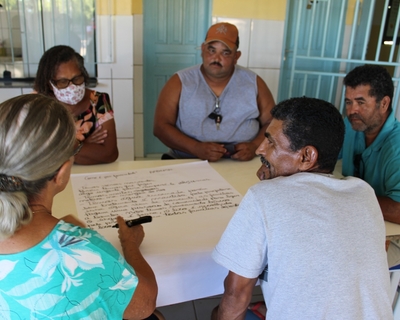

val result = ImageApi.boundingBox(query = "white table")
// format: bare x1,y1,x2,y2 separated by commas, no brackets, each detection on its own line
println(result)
53,158,400,307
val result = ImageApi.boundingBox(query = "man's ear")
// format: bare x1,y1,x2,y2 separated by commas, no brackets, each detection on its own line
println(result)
380,96,391,114
298,146,319,171
234,50,241,63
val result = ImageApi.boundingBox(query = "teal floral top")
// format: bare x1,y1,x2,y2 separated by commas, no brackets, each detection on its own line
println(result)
0,221,137,319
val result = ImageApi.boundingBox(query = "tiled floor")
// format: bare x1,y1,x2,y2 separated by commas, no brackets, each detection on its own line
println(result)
157,286,264,320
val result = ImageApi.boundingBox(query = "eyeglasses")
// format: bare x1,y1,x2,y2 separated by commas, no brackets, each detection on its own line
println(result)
353,154,364,179
51,74,85,89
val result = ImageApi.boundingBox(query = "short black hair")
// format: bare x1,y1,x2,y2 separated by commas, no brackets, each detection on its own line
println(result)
33,45,89,96
271,97,344,172
343,64,393,112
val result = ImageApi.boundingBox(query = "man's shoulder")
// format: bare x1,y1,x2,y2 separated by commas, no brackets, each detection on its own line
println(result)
250,173,370,191
388,116,400,135
231,65,258,88
234,64,257,76
177,64,201,76
378,115,400,153
248,173,321,192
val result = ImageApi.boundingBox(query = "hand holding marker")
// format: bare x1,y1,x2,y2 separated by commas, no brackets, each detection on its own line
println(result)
112,215,153,228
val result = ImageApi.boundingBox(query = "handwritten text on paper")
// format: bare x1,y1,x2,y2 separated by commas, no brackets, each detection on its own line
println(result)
71,162,242,230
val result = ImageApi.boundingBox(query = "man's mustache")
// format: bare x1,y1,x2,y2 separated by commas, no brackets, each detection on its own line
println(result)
349,114,363,121
210,61,222,67
260,156,270,168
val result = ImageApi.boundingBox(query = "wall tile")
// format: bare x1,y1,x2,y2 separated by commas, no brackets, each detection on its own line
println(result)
250,67,280,102
112,79,134,138
134,65,143,113
0,88,22,102
96,15,114,64
96,15,133,78
96,79,112,100
134,113,144,158
22,88,33,94
97,64,112,79
133,14,143,65
112,16,134,79
249,20,284,69
117,138,134,161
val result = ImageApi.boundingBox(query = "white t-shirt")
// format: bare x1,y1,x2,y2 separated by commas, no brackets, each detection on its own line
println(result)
213,173,393,320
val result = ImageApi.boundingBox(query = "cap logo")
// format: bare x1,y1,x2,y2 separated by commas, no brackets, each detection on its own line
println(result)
216,24,228,35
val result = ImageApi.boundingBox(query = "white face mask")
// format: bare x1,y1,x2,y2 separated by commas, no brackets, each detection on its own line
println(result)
50,82,86,105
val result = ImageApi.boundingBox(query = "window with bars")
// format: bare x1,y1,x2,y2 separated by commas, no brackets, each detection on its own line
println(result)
0,0,96,79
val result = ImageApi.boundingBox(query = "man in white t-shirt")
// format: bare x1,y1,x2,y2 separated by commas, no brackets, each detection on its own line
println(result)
212,97,393,320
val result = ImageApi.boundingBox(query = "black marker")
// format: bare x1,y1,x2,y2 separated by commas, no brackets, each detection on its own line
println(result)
112,215,153,228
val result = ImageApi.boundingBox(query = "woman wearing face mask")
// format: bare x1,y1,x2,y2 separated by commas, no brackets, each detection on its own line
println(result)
33,45,118,165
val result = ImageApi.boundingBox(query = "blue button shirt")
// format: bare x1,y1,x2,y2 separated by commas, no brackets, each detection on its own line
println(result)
339,111,400,202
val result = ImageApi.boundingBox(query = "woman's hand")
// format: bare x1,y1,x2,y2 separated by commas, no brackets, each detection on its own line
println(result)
85,125,108,144
73,119,118,165
117,216,144,250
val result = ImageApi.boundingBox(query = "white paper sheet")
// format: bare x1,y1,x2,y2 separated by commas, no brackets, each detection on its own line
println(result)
70,161,242,230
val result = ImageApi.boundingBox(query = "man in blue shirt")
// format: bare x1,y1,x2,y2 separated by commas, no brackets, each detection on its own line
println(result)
340,64,400,224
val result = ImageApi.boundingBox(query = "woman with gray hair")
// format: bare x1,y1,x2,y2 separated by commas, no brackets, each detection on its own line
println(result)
0,94,159,319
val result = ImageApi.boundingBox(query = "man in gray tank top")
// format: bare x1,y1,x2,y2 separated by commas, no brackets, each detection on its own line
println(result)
154,22,275,162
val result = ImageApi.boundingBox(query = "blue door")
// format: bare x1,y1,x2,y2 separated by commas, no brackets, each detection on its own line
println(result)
278,0,347,103
143,0,211,155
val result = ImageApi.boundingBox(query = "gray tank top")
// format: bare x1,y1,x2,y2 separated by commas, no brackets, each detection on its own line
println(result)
174,65,260,158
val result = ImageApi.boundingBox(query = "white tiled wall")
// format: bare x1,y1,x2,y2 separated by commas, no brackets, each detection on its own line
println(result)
97,15,134,161
0,87,24,100
0,14,285,160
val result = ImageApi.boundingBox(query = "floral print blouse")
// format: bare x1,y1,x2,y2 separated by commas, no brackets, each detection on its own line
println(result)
0,221,137,319
75,91,114,142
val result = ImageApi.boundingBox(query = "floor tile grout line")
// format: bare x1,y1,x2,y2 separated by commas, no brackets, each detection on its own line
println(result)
193,300,199,320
